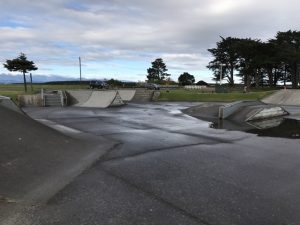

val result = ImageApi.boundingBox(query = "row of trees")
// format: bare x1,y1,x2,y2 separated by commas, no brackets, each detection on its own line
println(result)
3,54,198,92
208,30,300,88
146,58,199,85
12,31,300,91
4,31,300,92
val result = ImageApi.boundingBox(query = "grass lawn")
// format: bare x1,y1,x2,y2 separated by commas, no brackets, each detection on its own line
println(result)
158,89,275,102
0,84,88,102
0,84,276,103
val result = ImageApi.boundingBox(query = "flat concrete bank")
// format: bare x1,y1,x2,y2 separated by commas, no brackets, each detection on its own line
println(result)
262,89,300,105
0,102,117,224
15,103,300,225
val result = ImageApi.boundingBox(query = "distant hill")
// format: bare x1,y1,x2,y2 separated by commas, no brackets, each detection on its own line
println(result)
0,74,136,84
0,73,78,84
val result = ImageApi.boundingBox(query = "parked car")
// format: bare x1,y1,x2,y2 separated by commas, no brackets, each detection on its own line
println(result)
145,83,160,90
89,80,108,89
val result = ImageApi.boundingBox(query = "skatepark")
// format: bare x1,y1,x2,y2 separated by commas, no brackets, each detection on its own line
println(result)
1,89,300,225
18,89,158,108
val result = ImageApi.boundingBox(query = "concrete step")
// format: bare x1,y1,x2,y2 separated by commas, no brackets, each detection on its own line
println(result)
132,90,154,102
44,94,62,107
45,102,62,106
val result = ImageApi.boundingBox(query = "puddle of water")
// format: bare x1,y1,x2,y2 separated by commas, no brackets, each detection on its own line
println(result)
0,196,16,203
210,118,300,139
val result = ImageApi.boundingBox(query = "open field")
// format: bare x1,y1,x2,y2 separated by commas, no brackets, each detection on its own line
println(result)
0,84,276,103
0,84,88,102
159,89,275,102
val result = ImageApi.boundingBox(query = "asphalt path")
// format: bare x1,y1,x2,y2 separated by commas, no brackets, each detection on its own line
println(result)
1,102,300,225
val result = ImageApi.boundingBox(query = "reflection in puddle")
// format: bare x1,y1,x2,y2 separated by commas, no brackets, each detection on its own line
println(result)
210,118,300,139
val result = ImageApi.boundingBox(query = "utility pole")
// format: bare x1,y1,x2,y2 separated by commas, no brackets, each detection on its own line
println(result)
219,62,226,85
209,61,226,85
79,57,82,81
220,64,223,85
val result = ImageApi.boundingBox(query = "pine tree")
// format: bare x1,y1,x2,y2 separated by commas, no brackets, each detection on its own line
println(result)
3,53,38,92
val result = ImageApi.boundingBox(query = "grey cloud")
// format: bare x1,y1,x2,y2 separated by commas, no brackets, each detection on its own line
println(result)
1,0,300,80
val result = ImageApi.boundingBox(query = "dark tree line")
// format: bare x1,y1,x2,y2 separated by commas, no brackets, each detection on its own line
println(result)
147,58,198,85
178,72,195,85
208,30,300,88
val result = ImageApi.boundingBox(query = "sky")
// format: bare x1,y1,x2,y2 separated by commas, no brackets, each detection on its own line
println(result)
1,0,300,83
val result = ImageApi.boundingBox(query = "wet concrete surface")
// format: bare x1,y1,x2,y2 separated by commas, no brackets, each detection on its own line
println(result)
211,117,300,139
5,102,300,225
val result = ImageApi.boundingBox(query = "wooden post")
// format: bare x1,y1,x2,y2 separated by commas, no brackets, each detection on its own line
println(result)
30,73,33,92
79,57,82,82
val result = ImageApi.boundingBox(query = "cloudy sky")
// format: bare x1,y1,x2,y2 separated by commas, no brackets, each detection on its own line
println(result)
1,0,300,82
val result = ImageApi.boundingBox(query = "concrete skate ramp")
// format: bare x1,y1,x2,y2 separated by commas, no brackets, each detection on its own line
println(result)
227,104,288,122
131,89,154,102
77,90,124,108
66,90,92,105
118,89,136,101
184,101,288,124
262,89,300,106
0,104,116,220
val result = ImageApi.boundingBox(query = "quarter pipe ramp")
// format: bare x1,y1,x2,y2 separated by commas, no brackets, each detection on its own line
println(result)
67,90,124,108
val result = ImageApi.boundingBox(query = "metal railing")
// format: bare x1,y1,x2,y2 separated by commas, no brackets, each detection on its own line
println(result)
41,88,45,106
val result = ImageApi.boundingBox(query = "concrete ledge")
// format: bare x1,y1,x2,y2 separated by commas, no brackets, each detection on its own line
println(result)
18,94,42,107
219,101,260,119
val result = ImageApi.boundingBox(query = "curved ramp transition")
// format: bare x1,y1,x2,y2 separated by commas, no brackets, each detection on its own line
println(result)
118,90,136,101
68,90,124,108
66,90,93,105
